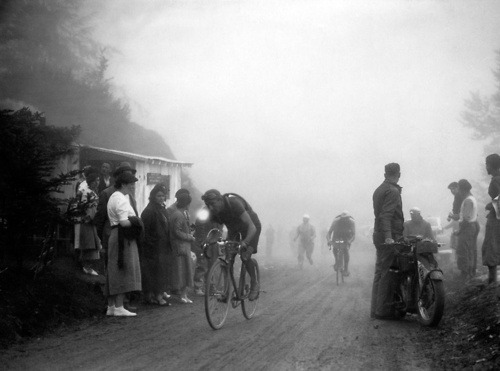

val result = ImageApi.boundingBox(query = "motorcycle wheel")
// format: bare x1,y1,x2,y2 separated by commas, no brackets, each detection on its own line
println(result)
417,279,444,327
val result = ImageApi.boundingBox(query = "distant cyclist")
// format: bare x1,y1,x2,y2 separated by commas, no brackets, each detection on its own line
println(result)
327,211,355,276
294,214,316,269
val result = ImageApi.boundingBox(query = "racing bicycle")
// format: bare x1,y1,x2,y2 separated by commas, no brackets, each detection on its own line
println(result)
330,239,349,285
203,229,260,330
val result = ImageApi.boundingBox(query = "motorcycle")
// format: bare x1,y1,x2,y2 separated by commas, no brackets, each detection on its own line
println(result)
390,235,445,327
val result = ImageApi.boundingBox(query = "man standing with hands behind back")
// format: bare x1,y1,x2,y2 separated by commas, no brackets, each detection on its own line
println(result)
371,162,404,320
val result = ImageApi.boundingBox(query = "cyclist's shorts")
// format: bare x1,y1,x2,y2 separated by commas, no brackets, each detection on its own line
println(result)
228,223,261,253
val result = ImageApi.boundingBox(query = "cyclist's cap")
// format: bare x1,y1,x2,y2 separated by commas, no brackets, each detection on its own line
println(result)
201,189,222,202
340,210,350,218
409,207,421,214
303,214,310,219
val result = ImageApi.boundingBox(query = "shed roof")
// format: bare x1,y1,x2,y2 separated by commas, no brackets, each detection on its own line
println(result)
77,144,193,167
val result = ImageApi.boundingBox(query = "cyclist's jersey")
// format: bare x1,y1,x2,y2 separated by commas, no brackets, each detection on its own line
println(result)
296,223,316,246
212,195,261,251
329,216,355,241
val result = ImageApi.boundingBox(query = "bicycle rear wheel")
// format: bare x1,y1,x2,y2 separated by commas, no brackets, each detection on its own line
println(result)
241,258,260,319
336,248,345,285
334,248,340,286
205,259,230,330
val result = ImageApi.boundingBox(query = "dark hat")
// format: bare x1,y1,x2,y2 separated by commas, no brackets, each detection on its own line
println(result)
447,182,458,189
486,154,500,169
113,162,136,178
384,163,400,176
201,189,222,203
458,179,472,192
115,172,138,187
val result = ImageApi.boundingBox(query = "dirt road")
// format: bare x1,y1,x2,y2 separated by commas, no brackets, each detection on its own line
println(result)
2,243,434,370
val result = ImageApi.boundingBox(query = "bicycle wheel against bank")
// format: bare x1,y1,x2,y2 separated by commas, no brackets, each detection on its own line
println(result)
205,259,231,330
241,258,260,319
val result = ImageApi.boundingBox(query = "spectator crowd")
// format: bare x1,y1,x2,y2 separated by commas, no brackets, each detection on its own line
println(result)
73,161,220,317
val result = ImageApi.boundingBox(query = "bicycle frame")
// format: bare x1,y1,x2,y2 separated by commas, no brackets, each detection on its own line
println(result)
217,241,250,305
204,233,260,329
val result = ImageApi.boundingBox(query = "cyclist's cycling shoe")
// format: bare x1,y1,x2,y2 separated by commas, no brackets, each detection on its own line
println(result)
248,282,260,301
333,263,339,272
342,270,350,277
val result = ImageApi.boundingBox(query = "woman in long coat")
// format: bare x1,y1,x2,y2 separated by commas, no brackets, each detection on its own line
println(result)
140,183,171,305
167,189,195,303
106,172,142,317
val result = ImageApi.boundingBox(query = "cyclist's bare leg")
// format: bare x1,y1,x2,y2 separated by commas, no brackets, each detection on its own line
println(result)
241,246,259,300
297,245,305,268
243,258,257,285
333,248,339,271
306,244,314,265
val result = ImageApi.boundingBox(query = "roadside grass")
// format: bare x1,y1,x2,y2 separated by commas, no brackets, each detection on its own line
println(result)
421,268,500,370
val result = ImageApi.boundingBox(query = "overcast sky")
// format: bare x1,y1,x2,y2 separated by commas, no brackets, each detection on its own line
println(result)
89,0,500,232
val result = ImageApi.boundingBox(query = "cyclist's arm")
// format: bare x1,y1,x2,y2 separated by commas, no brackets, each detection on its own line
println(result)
350,220,356,243
327,220,336,243
240,211,257,246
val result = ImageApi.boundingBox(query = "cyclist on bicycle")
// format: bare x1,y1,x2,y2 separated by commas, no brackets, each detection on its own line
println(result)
201,189,261,301
327,211,355,276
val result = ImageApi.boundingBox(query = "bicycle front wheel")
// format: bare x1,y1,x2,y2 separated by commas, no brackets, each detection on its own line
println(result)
241,258,260,319
205,259,231,330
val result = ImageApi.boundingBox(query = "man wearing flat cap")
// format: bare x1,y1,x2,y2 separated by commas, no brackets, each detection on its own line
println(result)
455,179,479,279
201,189,261,301
403,207,434,240
371,162,404,320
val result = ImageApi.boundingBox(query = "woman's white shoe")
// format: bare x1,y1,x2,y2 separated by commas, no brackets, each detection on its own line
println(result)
106,305,115,316
113,306,137,316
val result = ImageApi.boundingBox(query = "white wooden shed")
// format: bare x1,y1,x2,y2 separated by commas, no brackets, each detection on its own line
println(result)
54,144,193,214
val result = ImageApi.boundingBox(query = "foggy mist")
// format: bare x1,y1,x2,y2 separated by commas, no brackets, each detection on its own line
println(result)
88,0,499,235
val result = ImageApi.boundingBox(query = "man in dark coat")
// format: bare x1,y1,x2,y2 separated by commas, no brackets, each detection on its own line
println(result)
371,162,404,320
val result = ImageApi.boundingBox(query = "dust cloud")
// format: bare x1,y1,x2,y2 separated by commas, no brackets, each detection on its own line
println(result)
87,0,500,247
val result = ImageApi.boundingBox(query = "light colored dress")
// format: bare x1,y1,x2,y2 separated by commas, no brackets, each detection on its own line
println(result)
166,206,193,291
106,191,141,295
